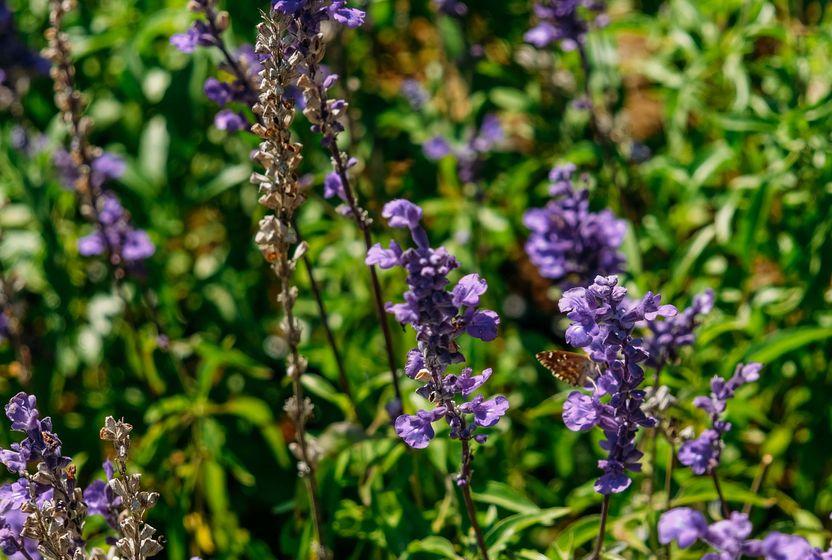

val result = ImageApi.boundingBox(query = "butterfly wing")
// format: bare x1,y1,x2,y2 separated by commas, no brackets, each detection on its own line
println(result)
536,350,594,387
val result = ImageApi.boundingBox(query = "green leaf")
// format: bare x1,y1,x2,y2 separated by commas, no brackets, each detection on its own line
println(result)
405,536,463,559
485,507,570,553
472,481,540,514
746,327,832,364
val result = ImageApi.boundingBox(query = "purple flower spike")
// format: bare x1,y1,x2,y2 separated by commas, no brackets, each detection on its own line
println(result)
375,198,506,454
646,289,714,368
557,275,676,494
525,0,606,51
678,362,762,476
524,163,625,289
660,508,832,559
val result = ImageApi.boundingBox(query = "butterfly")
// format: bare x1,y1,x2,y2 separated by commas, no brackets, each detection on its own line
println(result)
536,350,596,387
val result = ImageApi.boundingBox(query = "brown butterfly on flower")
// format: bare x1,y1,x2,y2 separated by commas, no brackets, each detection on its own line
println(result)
535,350,597,387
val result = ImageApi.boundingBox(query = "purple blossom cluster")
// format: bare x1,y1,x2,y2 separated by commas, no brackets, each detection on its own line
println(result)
0,1,49,80
524,0,606,51
367,200,507,450
559,275,676,494
524,164,625,288
677,363,762,476
170,0,264,132
0,393,160,559
423,114,503,184
645,289,715,369
660,508,832,559
400,78,429,110
54,151,155,266
273,0,366,28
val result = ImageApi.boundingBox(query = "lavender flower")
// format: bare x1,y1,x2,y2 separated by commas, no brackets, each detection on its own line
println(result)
678,363,762,475
372,199,503,559
170,1,264,130
645,289,715,369
368,199,506,450
0,0,48,113
44,1,154,275
54,152,154,265
524,0,606,51
400,79,428,110
76,193,155,264
659,508,832,559
558,275,676,494
422,114,504,184
524,164,625,289
0,390,163,560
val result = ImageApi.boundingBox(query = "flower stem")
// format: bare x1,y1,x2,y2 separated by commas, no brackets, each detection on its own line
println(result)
282,269,327,558
328,145,403,405
742,454,773,516
592,494,611,560
711,470,730,518
296,225,357,419
459,438,490,560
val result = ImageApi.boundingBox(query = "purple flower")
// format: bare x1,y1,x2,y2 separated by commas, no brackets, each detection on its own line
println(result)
678,363,762,476
366,241,402,269
455,368,493,396
646,289,714,368
0,393,70,475
471,114,503,153
423,136,453,160
329,1,365,27
0,2,49,78
323,172,347,201
381,199,423,231
170,27,202,53
524,163,625,288
76,193,155,265
525,0,606,51
660,511,832,560
395,409,443,449
91,153,126,189
374,199,507,450
204,77,232,105
563,391,599,431
0,479,41,560
83,461,121,529
557,275,675,494
4,393,39,432
465,309,500,341
658,507,708,548
214,109,248,132
122,230,156,262
401,79,428,109
460,395,509,427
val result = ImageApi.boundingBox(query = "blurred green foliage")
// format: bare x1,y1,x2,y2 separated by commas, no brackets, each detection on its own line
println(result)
1,0,831,558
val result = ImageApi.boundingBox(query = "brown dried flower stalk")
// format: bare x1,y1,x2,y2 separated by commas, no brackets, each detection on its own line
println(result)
251,8,327,559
